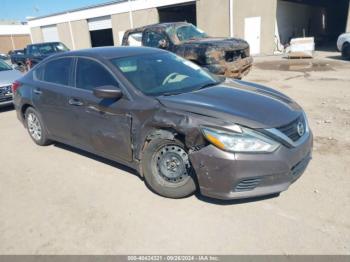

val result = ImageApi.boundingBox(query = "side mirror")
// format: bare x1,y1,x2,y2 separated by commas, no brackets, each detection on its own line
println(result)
93,85,123,100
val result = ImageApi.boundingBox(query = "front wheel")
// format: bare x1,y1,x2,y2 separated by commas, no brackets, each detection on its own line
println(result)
25,107,52,146
142,138,197,198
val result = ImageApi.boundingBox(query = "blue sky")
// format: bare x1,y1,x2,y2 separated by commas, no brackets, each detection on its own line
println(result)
1,0,113,21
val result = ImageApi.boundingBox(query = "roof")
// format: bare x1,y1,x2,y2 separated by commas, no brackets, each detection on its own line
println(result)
134,22,191,30
54,46,165,60
0,24,30,35
27,0,126,21
27,42,62,46
27,0,195,28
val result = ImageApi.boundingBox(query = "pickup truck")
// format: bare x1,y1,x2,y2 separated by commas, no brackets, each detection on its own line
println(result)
122,22,253,79
10,42,69,71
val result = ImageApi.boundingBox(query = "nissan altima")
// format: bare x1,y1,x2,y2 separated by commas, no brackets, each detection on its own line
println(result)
13,47,313,200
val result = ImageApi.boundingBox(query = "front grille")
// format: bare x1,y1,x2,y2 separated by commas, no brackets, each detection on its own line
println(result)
225,48,249,62
234,178,262,192
277,115,306,142
0,85,12,96
0,97,12,102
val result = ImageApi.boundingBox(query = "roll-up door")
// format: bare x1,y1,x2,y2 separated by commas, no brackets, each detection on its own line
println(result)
42,25,59,42
88,16,114,47
88,16,112,31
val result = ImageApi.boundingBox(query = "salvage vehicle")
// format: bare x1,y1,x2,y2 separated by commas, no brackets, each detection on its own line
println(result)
13,47,312,200
337,33,350,59
0,59,22,107
122,22,253,79
10,42,69,71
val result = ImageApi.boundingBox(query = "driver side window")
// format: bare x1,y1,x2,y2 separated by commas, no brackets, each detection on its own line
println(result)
76,58,118,91
143,31,165,48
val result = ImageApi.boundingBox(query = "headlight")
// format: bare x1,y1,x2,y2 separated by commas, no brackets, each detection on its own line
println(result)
201,125,280,153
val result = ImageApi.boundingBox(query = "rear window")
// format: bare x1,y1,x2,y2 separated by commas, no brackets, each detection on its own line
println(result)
36,58,73,86
127,32,142,46
0,60,12,71
29,43,69,55
143,31,164,48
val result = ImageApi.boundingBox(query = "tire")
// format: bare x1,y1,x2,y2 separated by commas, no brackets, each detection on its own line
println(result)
142,138,197,199
342,42,350,59
25,107,52,146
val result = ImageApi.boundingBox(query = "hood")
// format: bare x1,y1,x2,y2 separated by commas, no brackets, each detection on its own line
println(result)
157,80,302,129
0,69,22,86
182,37,249,50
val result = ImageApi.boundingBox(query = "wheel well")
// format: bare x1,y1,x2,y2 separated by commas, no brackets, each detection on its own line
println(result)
138,128,186,176
144,129,186,147
189,59,201,65
21,104,33,119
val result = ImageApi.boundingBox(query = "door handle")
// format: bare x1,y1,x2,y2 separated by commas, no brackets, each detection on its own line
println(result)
33,88,42,95
68,98,84,106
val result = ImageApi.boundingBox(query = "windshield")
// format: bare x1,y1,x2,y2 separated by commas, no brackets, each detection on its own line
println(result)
176,25,208,42
30,42,69,55
111,52,220,96
0,60,12,71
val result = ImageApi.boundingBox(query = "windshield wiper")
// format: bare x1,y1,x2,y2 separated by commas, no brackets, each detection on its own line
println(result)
159,81,222,97
161,91,184,96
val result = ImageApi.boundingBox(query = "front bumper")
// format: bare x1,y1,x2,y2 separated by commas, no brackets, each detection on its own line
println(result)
190,131,313,200
205,56,253,79
0,95,13,107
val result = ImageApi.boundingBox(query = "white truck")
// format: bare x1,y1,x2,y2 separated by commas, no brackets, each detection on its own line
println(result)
337,33,350,59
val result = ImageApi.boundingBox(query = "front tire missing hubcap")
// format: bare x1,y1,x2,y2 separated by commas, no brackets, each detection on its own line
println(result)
142,138,197,198
154,145,191,184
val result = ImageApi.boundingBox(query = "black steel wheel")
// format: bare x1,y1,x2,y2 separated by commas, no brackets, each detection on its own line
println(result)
154,144,191,184
142,138,197,198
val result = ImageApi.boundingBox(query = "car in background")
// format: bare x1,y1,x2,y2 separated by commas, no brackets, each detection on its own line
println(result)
122,22,253,79
13,47,312,200
337,33,350,59
0,53,9,60
9,49,25,64
10,42,69,71
0,59,22,107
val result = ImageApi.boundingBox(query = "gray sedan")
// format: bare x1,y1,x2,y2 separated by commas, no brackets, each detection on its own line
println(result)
0,59,22,107
13,47,313,200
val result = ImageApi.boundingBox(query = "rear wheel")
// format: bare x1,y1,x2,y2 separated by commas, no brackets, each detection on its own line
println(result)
142,138,197,198
25,107,51,146
342,42,350,59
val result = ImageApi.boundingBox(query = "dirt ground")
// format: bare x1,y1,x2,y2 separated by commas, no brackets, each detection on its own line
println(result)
0,51,349,255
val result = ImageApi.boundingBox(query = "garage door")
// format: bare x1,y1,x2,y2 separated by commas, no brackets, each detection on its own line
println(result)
88,16,112,31
42,25,59,42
